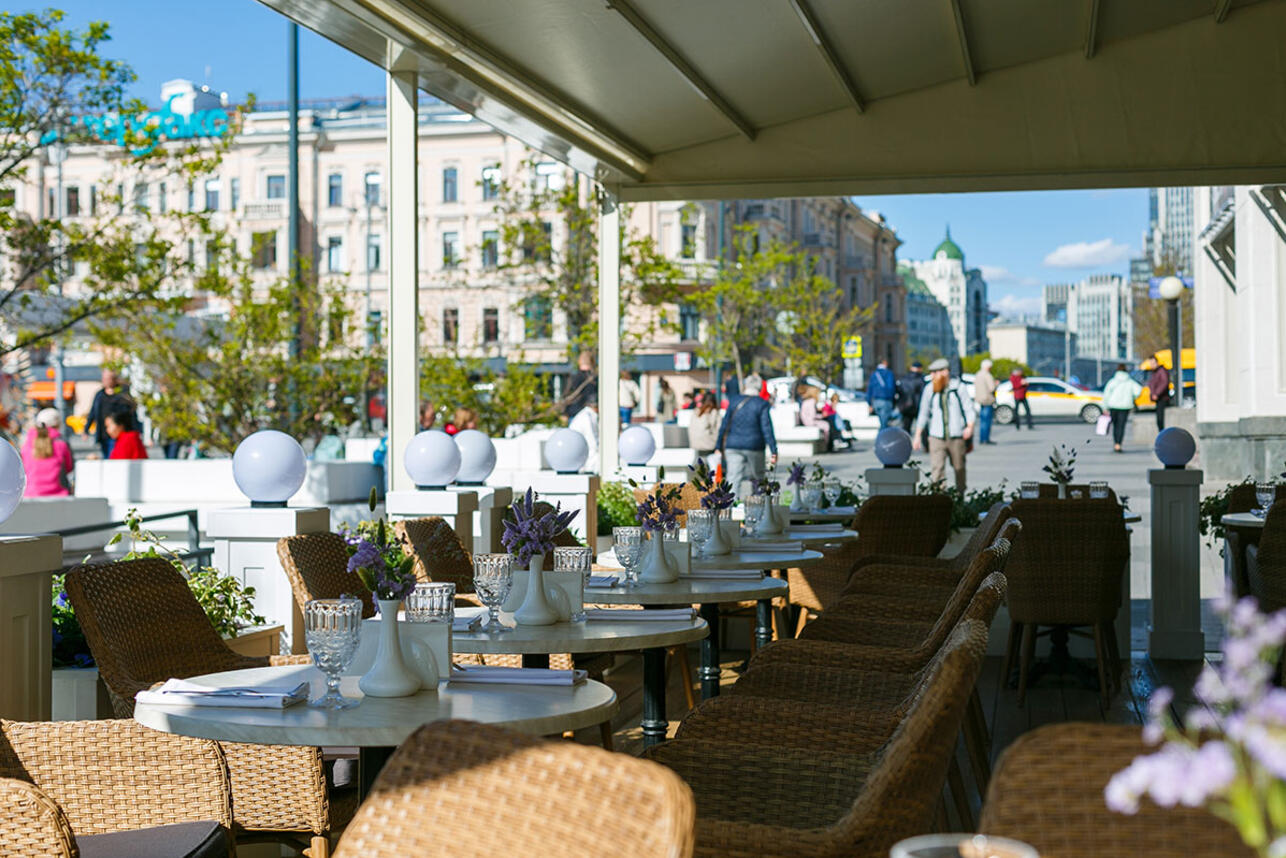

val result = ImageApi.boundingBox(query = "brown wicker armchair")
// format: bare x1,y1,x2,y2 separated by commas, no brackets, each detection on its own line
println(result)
1245,500,1286,612
63,557,351,856
335,721,695,858
0,719,232,858
278,531,375,618
632,483,703,528
643,620,989,858
786,494,953,634
1003,499,1129,705
393,516,476,601
1225,484,1286,597
980,723,1254,857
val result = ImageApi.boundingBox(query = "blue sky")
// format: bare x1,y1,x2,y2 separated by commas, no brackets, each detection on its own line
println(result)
43,0,1151,315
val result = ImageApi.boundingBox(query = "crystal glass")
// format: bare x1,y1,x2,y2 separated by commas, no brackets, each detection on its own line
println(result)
687,509,715,557
406,582,454,623
613,526,644,588
823,479,842,506
801,481,824,512
1257,482,1276,516
743,494,766,532
891,834,1038,858
1089,480,1110,500
472,553,514,634
554,546,593,622
304,598,363,710
1019,481,1039,499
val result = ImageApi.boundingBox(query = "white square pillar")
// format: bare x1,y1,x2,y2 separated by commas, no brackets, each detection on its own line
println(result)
449,485,511,555
387,490,478,554
386,61,419,493
208,507,330,655
597,188,621,478
865,466,919,496
0,534,63,721
511,473,600,547
1149,468,1205,659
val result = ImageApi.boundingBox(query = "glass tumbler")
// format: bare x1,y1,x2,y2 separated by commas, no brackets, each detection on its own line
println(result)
801,481,824,512
743,494,766,532
687,508,715,557
1257,482,1276,516
553,546,593,622
406,582,455,623
1019,481,1040,499
304,598,363,710
472,553,514,634
1089,480,1110,500
823,480,842,506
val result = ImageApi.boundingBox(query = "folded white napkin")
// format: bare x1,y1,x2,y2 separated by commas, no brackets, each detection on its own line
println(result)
791,523,845,533
681,569,764,580
586,574,620,588
584,608,697,622
448,666,587,686
739,541,805,552
452,614,483,633
136,677,309,709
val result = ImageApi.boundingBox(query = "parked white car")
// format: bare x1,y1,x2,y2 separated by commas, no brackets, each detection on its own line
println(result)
993,376,1104,424
765,376,858,404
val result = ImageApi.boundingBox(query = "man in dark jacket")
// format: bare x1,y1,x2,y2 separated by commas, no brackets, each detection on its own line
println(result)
1148,359,1171,430
865,359,897,428
716,375,778,499
897,361,925,434
85,368,132,458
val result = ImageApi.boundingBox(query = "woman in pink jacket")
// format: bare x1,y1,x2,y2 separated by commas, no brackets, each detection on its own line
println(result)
22,408,73,497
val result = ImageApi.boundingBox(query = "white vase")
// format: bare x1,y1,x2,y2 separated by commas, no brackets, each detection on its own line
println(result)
1058,482,1068,500
756,494,785,536
637,531,679,583
705,514,733,556
514,556,559,625
789,489,804,512
358,600,421,698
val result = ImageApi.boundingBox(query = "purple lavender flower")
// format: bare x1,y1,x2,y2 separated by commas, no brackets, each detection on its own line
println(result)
786,462,805,486
502,488,579,566
348,540,384,575
688,459,734,511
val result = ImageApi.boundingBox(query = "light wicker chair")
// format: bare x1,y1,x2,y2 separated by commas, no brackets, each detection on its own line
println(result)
334,721,695,858
643,620,990,858
1002,499,1129,706
0,718,232,858
1245,500,1286,612
632,482,703,528
979,723,1254,857
393,516,477,600
278,531,376,618
64,557,351,857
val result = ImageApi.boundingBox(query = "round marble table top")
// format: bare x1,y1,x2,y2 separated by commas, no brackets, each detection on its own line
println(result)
586,575,788,605
452,615,709,655
742,528,857,546
1223,512,1267,529
133,664,619,747
788,506,856,523
690,548,824,571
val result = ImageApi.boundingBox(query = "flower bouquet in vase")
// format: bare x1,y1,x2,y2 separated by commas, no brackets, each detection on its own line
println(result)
634,479,684,583
785,461,806,512
1043,444,1077,499
689,457,735,555
501,488,578,625
344,500,420,696
752,472,785,536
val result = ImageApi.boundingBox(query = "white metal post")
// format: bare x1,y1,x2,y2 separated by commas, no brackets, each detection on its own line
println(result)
386,65,419,492
597,187,621,479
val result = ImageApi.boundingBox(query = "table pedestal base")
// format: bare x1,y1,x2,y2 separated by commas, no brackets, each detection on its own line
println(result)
699,603,721,700
642,648,667,748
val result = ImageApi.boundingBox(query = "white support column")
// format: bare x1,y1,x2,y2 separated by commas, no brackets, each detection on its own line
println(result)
598,187,621,478
1149,467,1205,659
386,62,419,493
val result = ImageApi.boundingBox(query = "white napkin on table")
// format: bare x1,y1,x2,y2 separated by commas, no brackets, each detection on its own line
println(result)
586,574,620,588
738,541,804,553
136,678,309,709
791,523,845,533
448,666,587,686
596,550,622,569
584,608,697,622
681,569,764,580
452,614,484,633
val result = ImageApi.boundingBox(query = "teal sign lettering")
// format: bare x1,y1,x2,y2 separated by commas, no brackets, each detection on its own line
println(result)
41,94,229,155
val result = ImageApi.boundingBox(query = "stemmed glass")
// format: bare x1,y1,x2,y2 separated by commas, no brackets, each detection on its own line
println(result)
1089,481,1110,500
743,495,766,534
304,598,363,710
406,582,454,623
613,526,644,588
687,509,715,558
1256,482,1276,517
472,553,514,634
801,481,824,512
554,546,593,622
823,480,842,507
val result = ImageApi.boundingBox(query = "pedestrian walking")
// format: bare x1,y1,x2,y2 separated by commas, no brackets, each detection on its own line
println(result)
716,376,778,498
866,358,897,428
105,408,148,459
1009,368,1035,429
22,408,73,496
656,378,677,423
912,358,976,491
973,359,999,445
687,392,721,459
564,351,596,418
1102,363,1145,453
84,368,132,458
897,360,925,434
618,370,641,426
1148,358,1172,430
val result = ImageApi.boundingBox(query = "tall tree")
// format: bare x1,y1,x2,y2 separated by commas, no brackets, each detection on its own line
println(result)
771,272,875,387
1131,250,1194,360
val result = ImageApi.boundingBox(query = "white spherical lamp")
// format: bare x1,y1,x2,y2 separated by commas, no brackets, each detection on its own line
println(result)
404,430,461,489
454,430,496,485
619,425,656,466
545,428,589,474
0,441,26,524
232,430,307,507
1158,275,1185,302
874,427,913,467
1154,427,1196,469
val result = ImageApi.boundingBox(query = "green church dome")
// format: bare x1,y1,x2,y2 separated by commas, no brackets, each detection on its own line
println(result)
933,226,964,262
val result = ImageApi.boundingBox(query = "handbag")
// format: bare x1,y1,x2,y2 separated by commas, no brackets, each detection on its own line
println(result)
1096,413,1112,436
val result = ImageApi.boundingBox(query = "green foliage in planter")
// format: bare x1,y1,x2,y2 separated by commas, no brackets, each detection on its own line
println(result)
598,481,641,535
186,569,266,638
1199,478,1255,556
51,575,92,669
919,478,1009,532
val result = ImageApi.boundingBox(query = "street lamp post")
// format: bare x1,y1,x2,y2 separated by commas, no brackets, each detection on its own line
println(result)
1158,275,1185,409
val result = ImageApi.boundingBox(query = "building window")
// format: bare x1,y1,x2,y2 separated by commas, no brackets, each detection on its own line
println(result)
251,231,277,269
327,236,344,273
680,224,696,259
205,240,218,272
523,222,552,262
442,231,459,269
366,234,381,272
482,307,499,344
134,182,148,212
65,186,79,216
327,173,343,207
229,177,239,211
204,178,220,212
364,171,380,207
481,230,499,268
524,296,552,340
679,303,700,341
89,186,96,215
157,182,166,214
443,308,459,345
265,174,285,200
884,298,893,323
481,164,501,201
533,161,564,191
442,167,458,202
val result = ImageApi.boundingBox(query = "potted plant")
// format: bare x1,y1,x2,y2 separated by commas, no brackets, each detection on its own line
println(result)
1044,444,1077,498
632,479,684,583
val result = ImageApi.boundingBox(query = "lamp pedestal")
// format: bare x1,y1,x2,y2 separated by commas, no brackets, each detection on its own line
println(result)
0,534,63,721
865,466,919,496
209,506,330,655
1148,467,1205,659
387,490,478,554
447,485,510,555
510,472,600,547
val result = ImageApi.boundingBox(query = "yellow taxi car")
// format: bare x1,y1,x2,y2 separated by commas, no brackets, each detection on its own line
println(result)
1132,348,1195,410
993,376,1104,425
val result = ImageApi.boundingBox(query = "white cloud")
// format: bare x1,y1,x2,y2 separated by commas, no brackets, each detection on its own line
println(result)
1043,238,1131,268
978,264,1039,287
990,294,1044,317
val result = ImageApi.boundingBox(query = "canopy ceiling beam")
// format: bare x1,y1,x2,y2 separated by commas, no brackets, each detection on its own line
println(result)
605,0,757,140
1085,0,1101,58
1216,0,1234,22
949,0,977,85
789,0,864,113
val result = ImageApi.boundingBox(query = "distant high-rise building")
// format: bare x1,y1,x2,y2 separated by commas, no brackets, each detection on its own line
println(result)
1068,274,1133,362
900,263,956,361
1149,186,1195,275
908,227,988,356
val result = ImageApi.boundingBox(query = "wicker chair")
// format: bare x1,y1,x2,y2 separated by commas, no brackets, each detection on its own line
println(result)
1223,483,1286,597
334,721,695,858
643,620,989,858
632,483,703,528
278,531,376,618
1245,500,1286,612
786,494,953,634
1002,499,1129,706
979,723,1254,857
0,719,232,858
63,557,351,856
393,516,476,602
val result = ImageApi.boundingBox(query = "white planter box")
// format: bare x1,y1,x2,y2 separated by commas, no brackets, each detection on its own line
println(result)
51,667,112,721
1,497,111,552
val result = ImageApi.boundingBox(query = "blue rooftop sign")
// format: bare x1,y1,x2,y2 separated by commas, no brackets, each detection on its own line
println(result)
40,94,230,156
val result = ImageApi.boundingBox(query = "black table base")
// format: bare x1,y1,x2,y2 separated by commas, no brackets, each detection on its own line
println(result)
642,647,667,747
